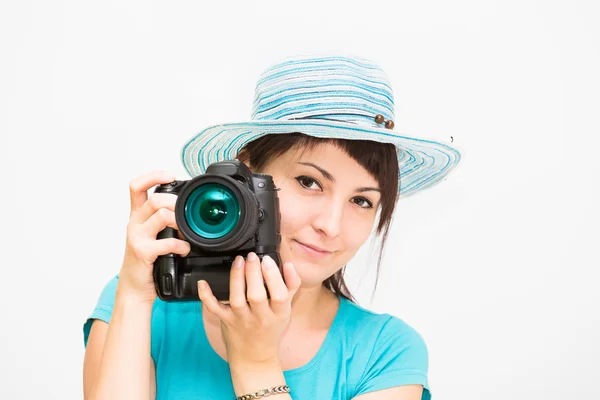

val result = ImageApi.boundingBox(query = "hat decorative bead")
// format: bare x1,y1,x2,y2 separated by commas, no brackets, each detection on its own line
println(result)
374,113,394,129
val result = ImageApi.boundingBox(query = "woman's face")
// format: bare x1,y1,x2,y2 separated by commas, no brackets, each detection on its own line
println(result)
258,143,381,289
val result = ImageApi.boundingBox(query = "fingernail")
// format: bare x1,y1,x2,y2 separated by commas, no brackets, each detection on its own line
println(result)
233,256,243,268
198,280,206,290
247,252,257,261
262,255,273,268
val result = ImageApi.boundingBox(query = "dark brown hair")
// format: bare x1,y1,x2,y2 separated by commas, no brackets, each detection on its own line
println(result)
237,133,400,303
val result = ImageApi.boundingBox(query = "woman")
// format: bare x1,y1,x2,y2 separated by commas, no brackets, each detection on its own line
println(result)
82,54,461,400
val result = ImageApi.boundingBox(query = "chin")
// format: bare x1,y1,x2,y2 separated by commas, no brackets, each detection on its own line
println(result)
288,260,329,288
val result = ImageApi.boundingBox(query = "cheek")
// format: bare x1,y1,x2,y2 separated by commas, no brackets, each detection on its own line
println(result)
277,190,310,234
341,214,375,249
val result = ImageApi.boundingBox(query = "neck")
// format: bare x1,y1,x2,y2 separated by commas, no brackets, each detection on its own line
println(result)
288,284,339,330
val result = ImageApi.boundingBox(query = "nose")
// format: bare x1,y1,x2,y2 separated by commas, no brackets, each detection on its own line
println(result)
312,198,343,238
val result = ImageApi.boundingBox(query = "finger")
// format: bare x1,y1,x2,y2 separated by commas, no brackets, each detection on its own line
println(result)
140,207,179,238
198,280,231,321
132,192,177,225
133,237,191,263
283,262,302,298
129,171,176,215
229,256,250,318
245,253,271,317
261,256,289,315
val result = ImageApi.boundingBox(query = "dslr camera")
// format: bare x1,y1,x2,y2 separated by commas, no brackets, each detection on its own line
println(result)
152,160,281,301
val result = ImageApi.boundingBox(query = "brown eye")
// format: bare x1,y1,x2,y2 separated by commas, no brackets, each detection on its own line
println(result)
353,197,373,209
295,176,322,190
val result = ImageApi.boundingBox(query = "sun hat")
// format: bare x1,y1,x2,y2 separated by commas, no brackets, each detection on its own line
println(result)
180,54,461,198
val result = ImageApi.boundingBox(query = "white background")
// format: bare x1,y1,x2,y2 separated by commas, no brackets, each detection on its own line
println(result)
1,1,599,399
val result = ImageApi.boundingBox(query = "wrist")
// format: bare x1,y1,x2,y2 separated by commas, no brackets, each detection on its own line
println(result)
115,281,156,307
228,358,288,398
234,385,291,400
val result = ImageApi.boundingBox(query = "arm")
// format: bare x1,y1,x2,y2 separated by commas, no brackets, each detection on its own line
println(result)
83,288,156,400
352,384,423,400
197,253,301,400
83,170,189,400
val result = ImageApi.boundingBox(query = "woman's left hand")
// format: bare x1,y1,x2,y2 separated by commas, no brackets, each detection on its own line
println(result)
197,252,302,366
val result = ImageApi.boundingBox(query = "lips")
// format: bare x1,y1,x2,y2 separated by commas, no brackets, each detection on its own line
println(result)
293,239,334,257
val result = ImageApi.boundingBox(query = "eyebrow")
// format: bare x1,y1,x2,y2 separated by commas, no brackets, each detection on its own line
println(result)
297,162,381,193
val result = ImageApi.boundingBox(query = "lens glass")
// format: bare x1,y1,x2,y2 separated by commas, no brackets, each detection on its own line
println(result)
184,183,240,239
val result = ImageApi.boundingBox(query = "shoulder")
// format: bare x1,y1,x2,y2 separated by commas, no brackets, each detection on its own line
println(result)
97,275,120,304
86,275,120,320
341,298,428,351
338,298,430,396
338,297,429,374
83,275,119,347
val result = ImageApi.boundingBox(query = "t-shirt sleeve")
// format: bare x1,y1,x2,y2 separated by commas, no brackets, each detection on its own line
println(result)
82,275,119,348
353,315,431,399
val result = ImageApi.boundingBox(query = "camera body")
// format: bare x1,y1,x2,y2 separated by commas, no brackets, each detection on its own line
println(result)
153,160,281,301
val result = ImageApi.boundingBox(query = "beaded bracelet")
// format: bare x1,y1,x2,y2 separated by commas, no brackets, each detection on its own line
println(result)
235,385,290,400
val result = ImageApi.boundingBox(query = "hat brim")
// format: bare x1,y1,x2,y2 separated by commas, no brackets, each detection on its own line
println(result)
181,119,462,198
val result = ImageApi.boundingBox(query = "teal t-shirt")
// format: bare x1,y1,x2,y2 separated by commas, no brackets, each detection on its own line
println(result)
83,276,431,399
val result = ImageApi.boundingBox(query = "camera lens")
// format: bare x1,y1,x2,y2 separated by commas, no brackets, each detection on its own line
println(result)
184,183,240,239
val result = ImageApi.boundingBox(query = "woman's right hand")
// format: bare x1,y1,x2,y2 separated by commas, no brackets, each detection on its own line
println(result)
117,170,192,304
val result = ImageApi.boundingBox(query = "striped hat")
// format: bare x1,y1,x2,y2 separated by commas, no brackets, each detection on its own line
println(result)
181,54,462,198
